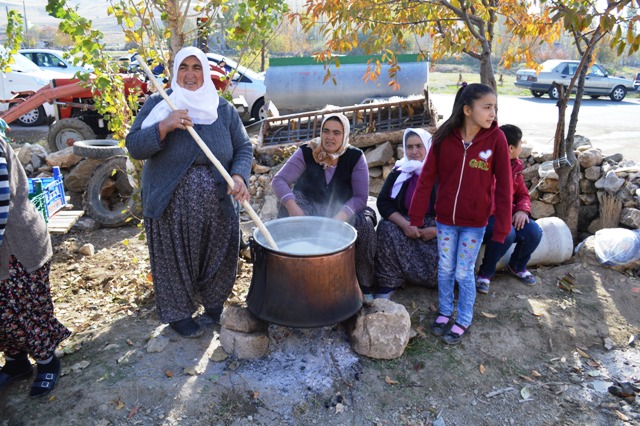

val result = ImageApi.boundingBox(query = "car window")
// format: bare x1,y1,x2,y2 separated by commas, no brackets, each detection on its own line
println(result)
5,52,43,72
589,65,606,77
561,63,578,75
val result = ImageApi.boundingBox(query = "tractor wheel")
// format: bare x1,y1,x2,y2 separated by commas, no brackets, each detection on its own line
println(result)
48,118,97,152
73,139,125,159
84,155,140,228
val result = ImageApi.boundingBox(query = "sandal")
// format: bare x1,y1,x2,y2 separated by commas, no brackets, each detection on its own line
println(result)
29,358,61,398
442,322,469,345
508,265,537,286
430,314,453,336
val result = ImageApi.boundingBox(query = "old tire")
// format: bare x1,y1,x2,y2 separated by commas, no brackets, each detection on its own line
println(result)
15,105,47,127
48,118,97,152
73,139,125,159
84,155,140,228
609,85,626,102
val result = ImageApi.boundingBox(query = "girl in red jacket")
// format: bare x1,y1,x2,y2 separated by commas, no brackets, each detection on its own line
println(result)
408,83,512,344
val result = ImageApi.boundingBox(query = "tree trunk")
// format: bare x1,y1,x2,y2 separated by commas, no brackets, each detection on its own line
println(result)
479,43,496,92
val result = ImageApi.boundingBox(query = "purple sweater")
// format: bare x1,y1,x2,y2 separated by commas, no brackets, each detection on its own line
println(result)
271,147,369,218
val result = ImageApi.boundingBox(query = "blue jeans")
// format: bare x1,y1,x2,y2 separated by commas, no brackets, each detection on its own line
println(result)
436,222,486,328
478,215,543,278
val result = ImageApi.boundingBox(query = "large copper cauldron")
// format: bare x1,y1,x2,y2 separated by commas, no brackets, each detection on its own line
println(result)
246,217,363,328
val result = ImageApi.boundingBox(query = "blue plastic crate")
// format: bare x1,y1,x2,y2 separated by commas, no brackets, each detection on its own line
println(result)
28,167,66,220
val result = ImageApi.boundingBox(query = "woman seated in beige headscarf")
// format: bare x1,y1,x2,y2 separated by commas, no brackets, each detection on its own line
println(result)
126,47,253,338
271,113,377,298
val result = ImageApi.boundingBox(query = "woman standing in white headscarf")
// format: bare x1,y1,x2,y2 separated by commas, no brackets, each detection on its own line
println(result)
126,47,253,338
374,128,438,299
271,113,377,298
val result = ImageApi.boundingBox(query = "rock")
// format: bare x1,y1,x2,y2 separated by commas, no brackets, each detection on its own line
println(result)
45,146,83,169
365,142,394,167
595,171,625,193
579,193,597,206
580,179,597,194
146,335,169,353
587,218,603,234
540,193,559,204
574,236,600,266
533,151,554,163
603,153,624,164
74,217,100,231
522,164,540,181
210,346,229,362
537,178,558,193
64,158,102,192
369,177,384,197
219,327,269,359
220,306,268,333
78,243,95,256
259,195,279,221
578,148,603,169
382,165,394,180
183,365,204,376
253,164,271,174
369,167,383,178
620,208,640,229
519,145,532,158
538,162,558,180
349,299,411,359
530,201,555,219
16,143,47,168
396,146,404,160
572,135,591,150
584,166,602,182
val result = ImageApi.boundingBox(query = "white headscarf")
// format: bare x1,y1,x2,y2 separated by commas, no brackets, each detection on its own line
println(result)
141,46,219,129
391,128,432,199
308,113,351,169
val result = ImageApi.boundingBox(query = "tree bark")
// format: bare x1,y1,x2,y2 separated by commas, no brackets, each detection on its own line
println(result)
479,44,497,92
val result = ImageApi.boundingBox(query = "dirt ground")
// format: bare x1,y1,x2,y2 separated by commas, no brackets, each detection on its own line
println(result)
0,222,638,426
1,124,639,425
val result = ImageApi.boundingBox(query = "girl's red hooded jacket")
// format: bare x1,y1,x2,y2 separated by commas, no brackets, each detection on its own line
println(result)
408,121,513,243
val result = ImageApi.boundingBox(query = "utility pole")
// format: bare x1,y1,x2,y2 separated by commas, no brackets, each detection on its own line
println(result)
22,0,28,46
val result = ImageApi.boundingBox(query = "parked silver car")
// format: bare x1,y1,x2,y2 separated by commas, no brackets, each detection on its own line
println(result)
19,49,92,76
515,60,635,101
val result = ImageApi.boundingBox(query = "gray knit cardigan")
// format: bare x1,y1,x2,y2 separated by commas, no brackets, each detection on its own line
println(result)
0,139,52,281
126,94,254,219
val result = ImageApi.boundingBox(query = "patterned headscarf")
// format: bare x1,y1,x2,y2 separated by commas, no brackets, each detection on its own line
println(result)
308,113,351,169
391,128,432,199
142,46,219,129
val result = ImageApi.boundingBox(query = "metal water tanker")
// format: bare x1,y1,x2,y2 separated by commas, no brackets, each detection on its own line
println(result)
265,54,429,114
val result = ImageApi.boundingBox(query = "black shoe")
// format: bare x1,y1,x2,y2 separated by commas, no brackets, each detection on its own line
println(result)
0,359,34,390
430,314,453,337
29,355,61,398
169,318,203,338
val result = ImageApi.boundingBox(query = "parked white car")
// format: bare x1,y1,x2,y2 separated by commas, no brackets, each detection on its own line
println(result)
515,59,635,101
0,51,68,126
205,53,266,121
19,49,91,76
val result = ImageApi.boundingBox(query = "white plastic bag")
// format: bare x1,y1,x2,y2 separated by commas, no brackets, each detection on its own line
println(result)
594,228,640,266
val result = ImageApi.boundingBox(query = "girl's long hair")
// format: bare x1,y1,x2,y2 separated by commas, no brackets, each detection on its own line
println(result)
432,83,496,145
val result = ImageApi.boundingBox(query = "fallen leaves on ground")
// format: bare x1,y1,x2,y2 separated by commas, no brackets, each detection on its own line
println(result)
480,312,497,318
385,376,398,385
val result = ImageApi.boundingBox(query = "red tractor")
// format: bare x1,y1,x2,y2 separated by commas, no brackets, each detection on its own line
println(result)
0,64,230,152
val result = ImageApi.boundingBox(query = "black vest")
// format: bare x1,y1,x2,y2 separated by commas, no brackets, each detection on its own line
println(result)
295,144,363,209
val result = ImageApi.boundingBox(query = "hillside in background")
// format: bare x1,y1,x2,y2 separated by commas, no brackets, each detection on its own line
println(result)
0,0,125,46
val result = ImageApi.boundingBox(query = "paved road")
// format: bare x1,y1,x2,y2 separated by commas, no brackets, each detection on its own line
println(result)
6,93,639,160
430,93,640,160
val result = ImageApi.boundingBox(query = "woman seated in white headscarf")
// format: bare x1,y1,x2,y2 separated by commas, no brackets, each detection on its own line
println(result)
126,47,253,338
271,113,377,298
374,128,438,299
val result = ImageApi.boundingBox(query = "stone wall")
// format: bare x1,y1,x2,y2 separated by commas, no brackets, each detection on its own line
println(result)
249,134,640,244
520,135,640,241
